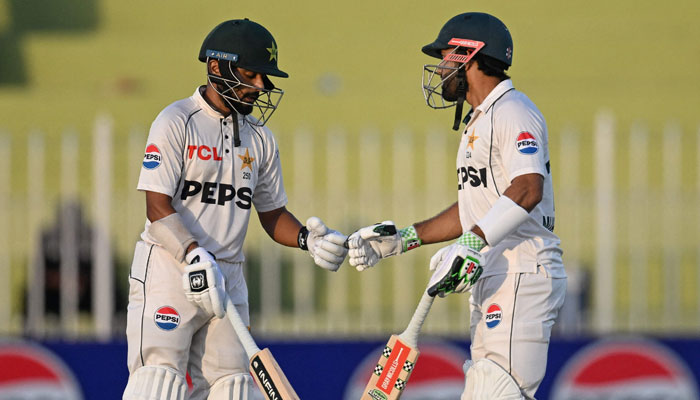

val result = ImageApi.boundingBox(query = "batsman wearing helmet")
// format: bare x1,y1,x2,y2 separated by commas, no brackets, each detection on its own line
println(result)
347,12,566,399
123,19,348,400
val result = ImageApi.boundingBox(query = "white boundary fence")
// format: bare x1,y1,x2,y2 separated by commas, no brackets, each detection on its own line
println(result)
0,112,699,339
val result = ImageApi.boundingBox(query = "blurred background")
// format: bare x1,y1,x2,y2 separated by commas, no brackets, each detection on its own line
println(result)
1,0,700,399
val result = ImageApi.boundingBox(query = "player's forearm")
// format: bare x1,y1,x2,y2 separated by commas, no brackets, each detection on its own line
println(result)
501,173,543,212
146,191,178,222
257,207,303,247
145,191,200,258
413,202,463,245
470,174,542,247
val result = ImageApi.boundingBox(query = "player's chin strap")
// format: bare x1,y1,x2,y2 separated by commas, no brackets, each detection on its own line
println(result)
452,67,467,131
232,111,241,147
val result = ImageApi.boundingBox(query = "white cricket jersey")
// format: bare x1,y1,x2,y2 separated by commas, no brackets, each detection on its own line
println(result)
457,79,565,278
138,86,288,263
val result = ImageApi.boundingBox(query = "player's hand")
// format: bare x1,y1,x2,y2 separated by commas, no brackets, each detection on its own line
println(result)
181,247,226,318
427,232,485,297
305,217,348,272
347,221,417,271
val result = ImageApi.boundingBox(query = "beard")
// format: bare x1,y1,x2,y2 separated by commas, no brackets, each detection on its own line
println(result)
440,69,468,102
218,84,257,115
226,100,254,115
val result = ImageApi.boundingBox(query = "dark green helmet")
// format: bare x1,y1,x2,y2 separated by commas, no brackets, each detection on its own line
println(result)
422,12,513,67
199,18,288,78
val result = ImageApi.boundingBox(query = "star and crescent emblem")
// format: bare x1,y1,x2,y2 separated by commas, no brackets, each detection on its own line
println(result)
267,41,278,61
467,131,479,150
238,148,255,170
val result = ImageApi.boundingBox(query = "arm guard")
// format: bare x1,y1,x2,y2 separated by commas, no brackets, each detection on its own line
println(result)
475,196,530,246
148,213,196,262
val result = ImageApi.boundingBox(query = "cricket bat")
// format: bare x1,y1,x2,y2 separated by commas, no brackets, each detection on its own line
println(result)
224,296,300,400
361,290,435,400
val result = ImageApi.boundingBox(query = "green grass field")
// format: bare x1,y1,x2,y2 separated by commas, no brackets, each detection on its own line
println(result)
1,0,699,136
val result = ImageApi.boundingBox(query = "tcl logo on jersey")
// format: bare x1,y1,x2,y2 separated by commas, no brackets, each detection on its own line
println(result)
516,132,538,154
457,166,488,189
485,304,503,329
181,180,252,209
143,144,162,169
187,145,223,161
154,306,180,331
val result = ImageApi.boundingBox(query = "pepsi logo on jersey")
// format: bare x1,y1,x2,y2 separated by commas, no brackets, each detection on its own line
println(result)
180,180,252,209
457,166,488,189
154,306,180,331
515,132,538,154
143,144,162,169
485,304,503,329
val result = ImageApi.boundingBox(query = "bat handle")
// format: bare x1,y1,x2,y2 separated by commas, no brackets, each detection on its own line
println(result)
399,291,435,347
225,295,261,359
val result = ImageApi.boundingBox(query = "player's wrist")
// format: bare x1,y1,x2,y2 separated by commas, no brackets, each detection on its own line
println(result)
185,246,216,264
185,242,199,255
456,231,486,251
148,213,196,263
297,226,309,251
399,226,422,253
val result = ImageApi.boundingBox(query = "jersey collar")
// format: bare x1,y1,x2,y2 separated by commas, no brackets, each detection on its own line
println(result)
464,79,514,130
475,79,514,114
193,86,232,120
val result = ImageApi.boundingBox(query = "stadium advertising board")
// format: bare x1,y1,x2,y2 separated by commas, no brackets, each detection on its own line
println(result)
1,337,698,399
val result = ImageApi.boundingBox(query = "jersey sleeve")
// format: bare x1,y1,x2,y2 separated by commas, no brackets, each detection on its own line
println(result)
252,128,288,212
494,100,549,182
137,110,186,197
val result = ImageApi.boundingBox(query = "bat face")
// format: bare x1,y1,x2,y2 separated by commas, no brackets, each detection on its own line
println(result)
362,335,420,400
250,348,300,400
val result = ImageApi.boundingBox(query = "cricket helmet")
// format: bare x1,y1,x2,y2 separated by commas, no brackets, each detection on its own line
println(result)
199,18,287,127
199,18,288,78
422,12,513,66
421,13,512,130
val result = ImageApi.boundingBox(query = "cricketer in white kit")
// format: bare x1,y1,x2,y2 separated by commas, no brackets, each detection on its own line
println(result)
123,19,348,400
347,12,566,400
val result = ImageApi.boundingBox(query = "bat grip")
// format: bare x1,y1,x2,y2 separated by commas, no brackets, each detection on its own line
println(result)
399,291,435,347
225,295,261,359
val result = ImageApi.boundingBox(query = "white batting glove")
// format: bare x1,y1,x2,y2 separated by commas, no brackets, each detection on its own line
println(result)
181,247,226,318
347,222,421,271
300,217,348,272
427,232,485,297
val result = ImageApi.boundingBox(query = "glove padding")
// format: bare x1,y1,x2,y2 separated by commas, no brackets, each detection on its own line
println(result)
347,221,402,271
182,247,226,318
306,217,348,271
427,243,484,297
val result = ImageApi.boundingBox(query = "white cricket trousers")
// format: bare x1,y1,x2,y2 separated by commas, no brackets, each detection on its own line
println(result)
467,265,566,399
125,241,250,399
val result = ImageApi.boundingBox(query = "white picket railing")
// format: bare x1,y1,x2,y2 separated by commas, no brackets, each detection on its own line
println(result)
0,112,699,339
594,112,615,333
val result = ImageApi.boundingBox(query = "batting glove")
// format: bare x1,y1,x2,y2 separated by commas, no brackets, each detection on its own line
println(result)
347,222,422,271
299,217,348,272
181,247,226,318
427,232,485,297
